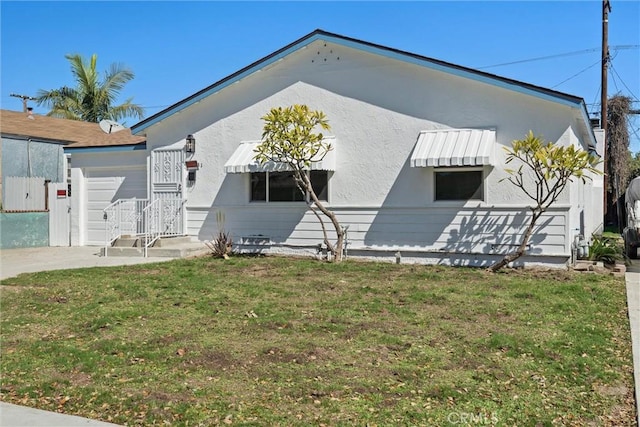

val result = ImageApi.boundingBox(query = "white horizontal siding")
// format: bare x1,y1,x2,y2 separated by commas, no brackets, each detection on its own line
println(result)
187,205,568,256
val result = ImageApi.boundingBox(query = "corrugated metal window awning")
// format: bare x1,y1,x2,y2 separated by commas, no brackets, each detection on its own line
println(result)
410,129,495,167
224,137,336,173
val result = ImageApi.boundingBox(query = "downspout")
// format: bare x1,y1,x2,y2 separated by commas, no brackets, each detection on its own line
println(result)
27,138,32,201
44,179,50,211
27,138,32,178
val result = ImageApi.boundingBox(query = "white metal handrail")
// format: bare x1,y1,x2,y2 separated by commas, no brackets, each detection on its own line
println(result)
104,197,186,257
160,198,186,237
143,199,161,257
104,198,149,257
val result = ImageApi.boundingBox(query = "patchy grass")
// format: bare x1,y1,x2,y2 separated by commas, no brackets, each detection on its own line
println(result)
0,256,635,426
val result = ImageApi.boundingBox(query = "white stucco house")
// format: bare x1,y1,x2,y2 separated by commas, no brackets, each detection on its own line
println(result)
70,29,604,267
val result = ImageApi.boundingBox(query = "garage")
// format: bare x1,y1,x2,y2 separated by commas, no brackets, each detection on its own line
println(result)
84,167,147,246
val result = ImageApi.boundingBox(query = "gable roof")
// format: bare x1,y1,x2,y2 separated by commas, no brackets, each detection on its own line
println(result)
131,28,594,142
0,109,145,148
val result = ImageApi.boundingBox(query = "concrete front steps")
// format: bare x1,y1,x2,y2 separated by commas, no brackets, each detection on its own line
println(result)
101,236,209,258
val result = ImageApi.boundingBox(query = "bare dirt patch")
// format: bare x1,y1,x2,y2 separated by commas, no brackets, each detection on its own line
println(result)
183,350,237,370
0,285,46,292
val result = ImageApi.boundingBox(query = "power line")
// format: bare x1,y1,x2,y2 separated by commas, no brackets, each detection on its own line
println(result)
589,83,602,118
552,45,621,91
587,100,640,108
629,126,640,154
609,63,640,102
551,59,601,89
559,48,636,112
477,45,638,70
610,68,622,94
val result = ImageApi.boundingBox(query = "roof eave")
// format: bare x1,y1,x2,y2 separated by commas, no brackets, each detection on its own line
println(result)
1,133,76,145
64,143,147,153
578,100,599,151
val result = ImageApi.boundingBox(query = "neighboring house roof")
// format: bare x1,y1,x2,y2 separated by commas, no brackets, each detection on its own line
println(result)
131,28,596,149
0,109,145,148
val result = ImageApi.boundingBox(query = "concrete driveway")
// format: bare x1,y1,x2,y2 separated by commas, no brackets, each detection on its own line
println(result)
0,246,177,280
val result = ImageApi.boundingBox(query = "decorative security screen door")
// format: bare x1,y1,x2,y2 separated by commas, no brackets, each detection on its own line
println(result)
150,148,185,236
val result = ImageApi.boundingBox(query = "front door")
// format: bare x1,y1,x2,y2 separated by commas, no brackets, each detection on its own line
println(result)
150,148,185,235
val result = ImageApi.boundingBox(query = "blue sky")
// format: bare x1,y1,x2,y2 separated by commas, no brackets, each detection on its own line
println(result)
1,1,639,151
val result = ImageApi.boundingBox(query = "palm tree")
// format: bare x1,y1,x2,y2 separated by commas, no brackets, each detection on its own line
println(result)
36,54,144,123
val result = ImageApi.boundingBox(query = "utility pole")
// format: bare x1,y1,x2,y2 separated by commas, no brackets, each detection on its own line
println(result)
601,0,611,131
10,93,37,113
602,0,611,216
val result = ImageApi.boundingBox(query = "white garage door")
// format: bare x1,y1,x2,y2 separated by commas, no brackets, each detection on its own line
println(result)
85,167,147,246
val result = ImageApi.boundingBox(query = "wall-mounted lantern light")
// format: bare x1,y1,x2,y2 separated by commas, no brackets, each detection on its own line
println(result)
185,134,196,153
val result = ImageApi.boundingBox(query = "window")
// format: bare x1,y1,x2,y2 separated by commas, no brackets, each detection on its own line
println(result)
435,170,483,201
269,172,304,202
251,171,328,202
251,172,267,201
310,170,328,201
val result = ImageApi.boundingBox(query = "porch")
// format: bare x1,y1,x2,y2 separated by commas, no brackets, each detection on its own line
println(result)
102,197,198,257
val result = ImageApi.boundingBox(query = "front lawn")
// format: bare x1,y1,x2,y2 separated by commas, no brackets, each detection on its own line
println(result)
0,256,635,426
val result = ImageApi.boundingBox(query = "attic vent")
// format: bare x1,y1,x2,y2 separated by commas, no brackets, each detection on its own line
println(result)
311,44,340,64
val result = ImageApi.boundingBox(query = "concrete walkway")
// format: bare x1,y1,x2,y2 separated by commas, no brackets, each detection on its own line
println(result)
0,246,180,280
0,402,121,427
625,259,640,425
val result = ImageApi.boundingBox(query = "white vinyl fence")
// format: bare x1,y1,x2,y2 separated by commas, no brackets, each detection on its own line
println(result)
3,177,47,211
48,182,70,246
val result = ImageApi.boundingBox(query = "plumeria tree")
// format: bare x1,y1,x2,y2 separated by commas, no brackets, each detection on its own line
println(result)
488,131,602,272
254,104,345,262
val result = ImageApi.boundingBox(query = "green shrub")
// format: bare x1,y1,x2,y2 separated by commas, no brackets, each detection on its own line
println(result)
589,234,627,265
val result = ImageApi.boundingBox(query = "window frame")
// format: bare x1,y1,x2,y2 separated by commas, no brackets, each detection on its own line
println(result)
249,170,329,203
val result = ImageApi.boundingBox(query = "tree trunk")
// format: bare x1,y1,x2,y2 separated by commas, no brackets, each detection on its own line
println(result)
310,191,344,262
487,209,542,272
308,205,334,257
298,171,344,262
